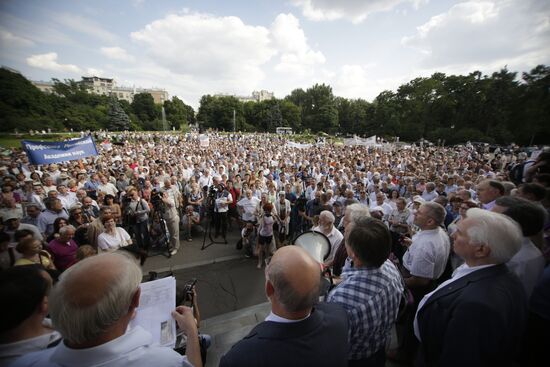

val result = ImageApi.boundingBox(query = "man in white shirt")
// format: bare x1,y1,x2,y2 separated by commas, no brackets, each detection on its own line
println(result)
56,184,78,211
476,179,504,211
312,210,344,265
97,175,118,197
12,252,202,367
369,192,393,220
237,189,261,223
0,266,61,365
421,182,438,202
402,202,450,295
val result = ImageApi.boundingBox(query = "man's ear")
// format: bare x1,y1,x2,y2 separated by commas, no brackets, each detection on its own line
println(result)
474,243,491,259
265,279,275,299
130,287,141,311
38,296,49,316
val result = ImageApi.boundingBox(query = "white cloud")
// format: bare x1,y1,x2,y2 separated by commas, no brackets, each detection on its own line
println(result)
0,28,35,48
53,13,117,43
130,11,275,93
100,46,135,62
330,64,411,101
270,13,325,76
26,52,82,74
84,67,104,76
402,0,550,71
291,0,427,23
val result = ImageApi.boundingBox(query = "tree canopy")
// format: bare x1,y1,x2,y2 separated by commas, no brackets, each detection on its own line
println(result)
1,65,548,145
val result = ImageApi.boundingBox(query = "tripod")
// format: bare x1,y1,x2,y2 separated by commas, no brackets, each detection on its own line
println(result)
201,208,228,250
148,207,172,258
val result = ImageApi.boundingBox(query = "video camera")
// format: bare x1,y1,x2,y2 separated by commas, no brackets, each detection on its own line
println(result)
150,189,165,212
181,278,197,307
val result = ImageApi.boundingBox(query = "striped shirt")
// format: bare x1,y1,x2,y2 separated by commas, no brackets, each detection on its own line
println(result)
327,259,403,360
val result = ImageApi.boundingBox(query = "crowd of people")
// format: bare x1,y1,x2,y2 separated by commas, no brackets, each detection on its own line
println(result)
1,131,550,366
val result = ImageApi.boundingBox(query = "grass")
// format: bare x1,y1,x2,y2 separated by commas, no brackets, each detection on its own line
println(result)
0,134,80,149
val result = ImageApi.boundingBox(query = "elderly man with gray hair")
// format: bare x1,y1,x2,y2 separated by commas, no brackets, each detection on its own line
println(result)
415,208,526,366
13,252,202,367
312,210,344,266
402,202,451,293
391,202,451,362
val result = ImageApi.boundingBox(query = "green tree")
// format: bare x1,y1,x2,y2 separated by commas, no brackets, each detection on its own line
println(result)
295,84,338,134
107,97,131,131
280,100,301,131
131,93,158,125
0,68,58,132
197,95,243,131
517,65,550,145
163,96,195,130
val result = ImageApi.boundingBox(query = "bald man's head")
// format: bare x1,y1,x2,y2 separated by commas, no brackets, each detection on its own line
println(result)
266,246,320,313
49,253,142,345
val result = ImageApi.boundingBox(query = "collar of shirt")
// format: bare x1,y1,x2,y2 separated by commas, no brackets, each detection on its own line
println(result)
50,326,151,367
414,263,497,341
265,311,310,323
341,264,380,279
482,200,496,210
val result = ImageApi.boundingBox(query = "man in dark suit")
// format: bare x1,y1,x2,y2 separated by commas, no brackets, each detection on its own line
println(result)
219,246,349,367
415,208,527,367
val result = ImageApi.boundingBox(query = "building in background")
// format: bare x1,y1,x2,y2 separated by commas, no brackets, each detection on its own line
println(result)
31,75,169,104
215,90,274,103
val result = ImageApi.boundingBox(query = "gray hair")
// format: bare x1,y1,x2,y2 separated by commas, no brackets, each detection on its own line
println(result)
421,202,446,226
59,225,76,236
346,203,371,224
319,210,335,224
464,208,522,264
49,252,142,344
266,262,319,313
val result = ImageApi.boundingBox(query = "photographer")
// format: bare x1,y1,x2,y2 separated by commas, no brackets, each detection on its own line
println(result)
240,221,257,258
211,177,232,241
160,189,180,256
181,205,203,242
124,187,151,251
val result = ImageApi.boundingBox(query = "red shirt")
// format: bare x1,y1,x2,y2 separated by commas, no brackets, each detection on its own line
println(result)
48,238,78,271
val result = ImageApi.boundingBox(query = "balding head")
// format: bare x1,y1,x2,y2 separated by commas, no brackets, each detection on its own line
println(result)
266,246,320,317
477,179,505,204
49,252,142,345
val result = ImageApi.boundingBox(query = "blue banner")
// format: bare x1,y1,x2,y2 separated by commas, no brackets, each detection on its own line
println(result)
21,135,99,165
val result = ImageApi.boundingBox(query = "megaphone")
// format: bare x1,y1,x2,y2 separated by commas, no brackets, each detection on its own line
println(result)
292,230,331,264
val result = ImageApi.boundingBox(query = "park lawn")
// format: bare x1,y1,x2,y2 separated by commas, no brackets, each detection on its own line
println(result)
0,136,26,149
0,134,79,149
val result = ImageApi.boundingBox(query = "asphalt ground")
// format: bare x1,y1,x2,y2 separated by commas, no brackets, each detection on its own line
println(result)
140,223,268,319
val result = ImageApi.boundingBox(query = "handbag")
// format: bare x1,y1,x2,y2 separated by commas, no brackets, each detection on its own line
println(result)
127,200,143,225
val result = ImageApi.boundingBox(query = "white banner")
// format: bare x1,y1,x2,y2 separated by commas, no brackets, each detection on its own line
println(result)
344,135,377,146
199,134,209,147
286,141,312,149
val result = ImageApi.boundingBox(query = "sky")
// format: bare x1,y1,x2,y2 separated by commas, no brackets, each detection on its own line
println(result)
1,0,549,109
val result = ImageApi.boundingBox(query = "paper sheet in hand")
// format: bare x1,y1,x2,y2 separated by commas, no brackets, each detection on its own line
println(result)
130,276,177,347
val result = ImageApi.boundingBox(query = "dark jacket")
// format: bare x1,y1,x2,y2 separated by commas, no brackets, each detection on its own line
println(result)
417,264,527,367
219,302,349,367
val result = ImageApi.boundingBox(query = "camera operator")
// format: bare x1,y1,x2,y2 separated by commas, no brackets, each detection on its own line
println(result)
211,177,232,241
124,187,151,251
160,189,180,256
181,205,203,242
